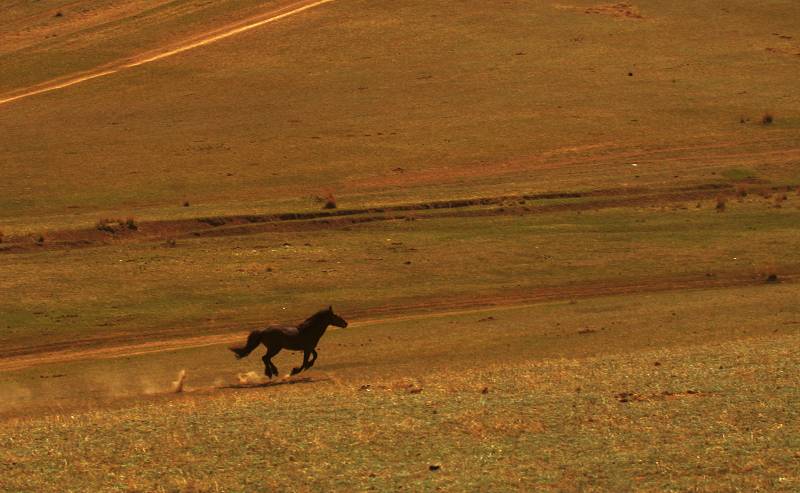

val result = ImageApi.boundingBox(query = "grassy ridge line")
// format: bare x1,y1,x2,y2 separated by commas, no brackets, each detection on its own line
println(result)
3,181,790,252
1,332,798,491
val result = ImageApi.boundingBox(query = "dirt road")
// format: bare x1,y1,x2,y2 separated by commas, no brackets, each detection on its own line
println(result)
0,0,334,106
0,270,792,372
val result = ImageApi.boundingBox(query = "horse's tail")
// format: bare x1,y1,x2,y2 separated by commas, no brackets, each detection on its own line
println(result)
229,330,263,359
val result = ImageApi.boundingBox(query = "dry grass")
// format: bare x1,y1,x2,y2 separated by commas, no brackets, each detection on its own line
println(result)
2,201,799,351
1,327,798,492
1,0,799,490
1,0,799,233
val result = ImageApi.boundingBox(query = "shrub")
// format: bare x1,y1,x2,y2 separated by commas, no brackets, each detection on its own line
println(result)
96,218,138,233
734,183,749,199
761,113,774,125
715,195,726,212
96,219,118,233
199,217,226,227
323,193,337,210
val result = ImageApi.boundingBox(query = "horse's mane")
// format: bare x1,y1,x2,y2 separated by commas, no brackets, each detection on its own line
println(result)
297,309,329,330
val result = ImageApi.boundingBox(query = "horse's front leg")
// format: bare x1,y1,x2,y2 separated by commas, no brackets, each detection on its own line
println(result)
306,349,318,369
291,351,310,376
262,353,273,378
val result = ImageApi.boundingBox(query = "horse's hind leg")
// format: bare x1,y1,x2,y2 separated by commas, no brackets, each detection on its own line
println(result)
291,351,311,376
262,346,281,378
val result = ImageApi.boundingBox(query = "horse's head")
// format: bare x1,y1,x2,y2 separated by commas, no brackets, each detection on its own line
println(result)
327,305,348,328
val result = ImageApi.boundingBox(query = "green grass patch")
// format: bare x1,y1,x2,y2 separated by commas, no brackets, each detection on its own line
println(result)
722,168,759,182
1,201,798,348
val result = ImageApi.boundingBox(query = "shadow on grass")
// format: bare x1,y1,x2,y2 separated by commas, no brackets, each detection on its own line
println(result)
219,376,328,391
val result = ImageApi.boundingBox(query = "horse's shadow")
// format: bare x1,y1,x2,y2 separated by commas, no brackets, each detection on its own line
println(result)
220,376,328,391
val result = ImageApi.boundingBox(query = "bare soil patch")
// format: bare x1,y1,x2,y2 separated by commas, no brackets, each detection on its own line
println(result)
584,3,643,19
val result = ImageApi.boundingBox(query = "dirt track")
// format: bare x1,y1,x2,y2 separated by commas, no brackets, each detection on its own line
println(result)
0,0,334,106
0,270,793,372
5,181,794,254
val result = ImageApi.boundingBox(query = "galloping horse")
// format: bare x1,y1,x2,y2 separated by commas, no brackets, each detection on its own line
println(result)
229,306,348,378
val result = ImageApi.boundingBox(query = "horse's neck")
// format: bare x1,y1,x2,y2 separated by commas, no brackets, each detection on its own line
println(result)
312,322,328,338
303,320,328,341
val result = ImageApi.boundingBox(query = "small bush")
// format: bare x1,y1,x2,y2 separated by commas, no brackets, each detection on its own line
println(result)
35,235,44,245
734,183,749,199
96,219,117,233
199,217,226,227
323,193,337,210
96,218,138,233
715,195,726,212
761,113,774,125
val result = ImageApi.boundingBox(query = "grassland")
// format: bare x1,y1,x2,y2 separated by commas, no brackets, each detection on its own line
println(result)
2,0,799,232
2,194,798,490
1,198,798,353
1,300,799,491
1,0,799,491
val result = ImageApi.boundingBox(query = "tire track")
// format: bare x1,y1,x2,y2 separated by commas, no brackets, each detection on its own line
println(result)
0,271,795,371
0,182,758,254
0,0,334,106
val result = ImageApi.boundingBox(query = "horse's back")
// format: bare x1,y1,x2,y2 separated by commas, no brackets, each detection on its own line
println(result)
264,324,300,337
263,324,306,349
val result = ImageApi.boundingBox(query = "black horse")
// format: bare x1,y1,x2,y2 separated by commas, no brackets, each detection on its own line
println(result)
229,306,348,378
